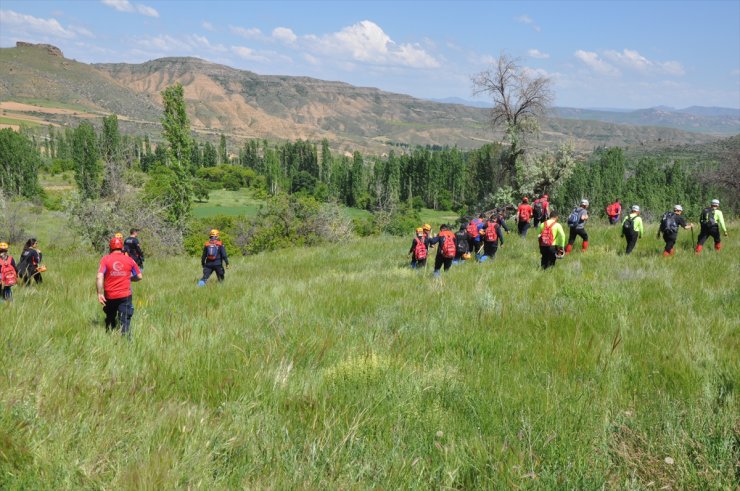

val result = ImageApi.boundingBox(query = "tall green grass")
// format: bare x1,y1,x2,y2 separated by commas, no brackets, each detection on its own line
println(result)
1,223,737,489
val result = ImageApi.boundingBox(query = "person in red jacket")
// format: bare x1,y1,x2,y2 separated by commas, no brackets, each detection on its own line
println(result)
428,224,456,277
516,197,534,238
97,236,142,337
408,227,429,269
0,242,18,302
606,199,622,225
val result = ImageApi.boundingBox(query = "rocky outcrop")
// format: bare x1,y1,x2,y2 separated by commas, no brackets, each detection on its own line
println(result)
15,42,64,58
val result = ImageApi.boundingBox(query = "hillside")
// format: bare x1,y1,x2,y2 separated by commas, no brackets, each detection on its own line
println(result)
0,43,726,153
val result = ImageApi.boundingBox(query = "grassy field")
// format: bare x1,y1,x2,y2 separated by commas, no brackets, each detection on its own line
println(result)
1,219,738,489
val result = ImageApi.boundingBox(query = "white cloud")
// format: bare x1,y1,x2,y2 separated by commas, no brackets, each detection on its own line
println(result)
0,9,78,39
70,25,95,38
202,21,214,31
731,68,740,77
516,15,541,32
101,0,159,18
189,34,227,53
574,50,620,76
527,48,549,59
230,26,265,41
305,20,439,68
135,34,183,52
272,27,297,44
604,49,685,76
231,45,270,63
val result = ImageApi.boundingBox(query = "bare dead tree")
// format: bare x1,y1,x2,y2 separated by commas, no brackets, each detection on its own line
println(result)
472,53,554,179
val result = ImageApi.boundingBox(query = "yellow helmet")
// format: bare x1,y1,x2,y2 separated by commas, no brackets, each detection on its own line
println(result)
0,242,8,250
415,227,423,234
462,252,471,260
209,229,220,237
114,232,123,239
422,223,431,231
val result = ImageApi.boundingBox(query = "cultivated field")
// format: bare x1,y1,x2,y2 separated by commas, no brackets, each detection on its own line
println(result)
1,222,737,489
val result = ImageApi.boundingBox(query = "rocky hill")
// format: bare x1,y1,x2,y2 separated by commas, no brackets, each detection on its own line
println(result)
0,43,727,153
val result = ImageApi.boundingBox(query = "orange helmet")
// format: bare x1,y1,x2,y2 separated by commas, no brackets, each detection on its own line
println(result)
109,237,124,251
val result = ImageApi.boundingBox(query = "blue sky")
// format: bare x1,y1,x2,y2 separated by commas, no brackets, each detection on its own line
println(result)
1,0,739,109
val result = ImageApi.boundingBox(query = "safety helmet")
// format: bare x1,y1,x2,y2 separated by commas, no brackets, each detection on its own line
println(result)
109,237,124,251
580,199,589,206
422,224,431,231
522,196,529,203
415,227,423,234
674,205,683,212
0,242,8,251
711,199,720,206
209,229,220,237
631,205,640,212
114,232,123,239
462,252,471,260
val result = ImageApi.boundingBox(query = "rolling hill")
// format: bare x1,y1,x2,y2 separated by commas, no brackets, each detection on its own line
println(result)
0,42,732,153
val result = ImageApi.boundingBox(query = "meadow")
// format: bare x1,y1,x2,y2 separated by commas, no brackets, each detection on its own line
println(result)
1,217,738,489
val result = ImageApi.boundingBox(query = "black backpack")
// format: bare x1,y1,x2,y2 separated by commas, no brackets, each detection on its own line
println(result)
699,208,716,227
455,232,470,254
533,201,544,220
622,215,636,233
661,212,678,234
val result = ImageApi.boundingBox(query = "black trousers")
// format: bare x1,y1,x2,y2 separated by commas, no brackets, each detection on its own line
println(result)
411,258,427,268
540,246,557,269
104,296,134,335
624,232,638,255
663,233,677,253
696,226,721,247
518,221,531,238
482,241,498,258
22,271,42,285
202,265,225,282
568,228,588,245
434,256,453,272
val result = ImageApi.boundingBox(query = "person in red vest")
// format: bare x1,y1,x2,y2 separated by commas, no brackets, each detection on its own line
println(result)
0,242,18,302
532,194,550,228
408,227,429,269
606,198,622,225
479,215,505,262
516,197,534,238
97,236,142,336
428,224,456,277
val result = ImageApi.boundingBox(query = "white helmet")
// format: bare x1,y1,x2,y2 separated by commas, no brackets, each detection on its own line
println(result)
631,205,640,212
674,204,683,212
711,199,720,206
580,199,589,207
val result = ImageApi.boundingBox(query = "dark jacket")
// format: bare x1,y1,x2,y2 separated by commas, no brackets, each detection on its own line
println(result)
201,240,229,267
124,236,145,265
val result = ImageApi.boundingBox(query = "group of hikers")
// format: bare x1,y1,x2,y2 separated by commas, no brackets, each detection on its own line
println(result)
0,238,44,301
408,197,729,273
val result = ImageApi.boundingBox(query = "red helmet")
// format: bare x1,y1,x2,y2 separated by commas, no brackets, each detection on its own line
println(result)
109,237,124,251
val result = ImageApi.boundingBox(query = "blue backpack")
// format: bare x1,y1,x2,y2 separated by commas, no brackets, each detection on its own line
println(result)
567,208,581,227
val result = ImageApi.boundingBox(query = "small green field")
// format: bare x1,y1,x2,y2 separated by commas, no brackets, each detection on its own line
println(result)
1,213,737,488
192,189,263,218
0,116,41,127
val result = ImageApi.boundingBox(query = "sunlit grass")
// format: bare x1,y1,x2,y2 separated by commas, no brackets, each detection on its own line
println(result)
1,221,737,488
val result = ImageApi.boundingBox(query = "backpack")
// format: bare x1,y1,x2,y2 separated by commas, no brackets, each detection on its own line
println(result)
466,221,479,238
539,221,555,246
205,241,221,261
606,203,616,216
533,201,544,220
699,208,716,227
622,214,636,233
455,232,470,254
484,224,498,242
519,206,531,221
413,238,427,260
441,232,456,259
567,208,581,227
661,212,678,234
1,257,17,286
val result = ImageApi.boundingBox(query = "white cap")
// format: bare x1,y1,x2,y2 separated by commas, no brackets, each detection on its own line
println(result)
631,205,640,212
674,204,683,211
580,199,589,206
711,199,720,206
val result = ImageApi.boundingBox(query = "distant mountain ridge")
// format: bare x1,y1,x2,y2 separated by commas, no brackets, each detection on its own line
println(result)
0,42,734,154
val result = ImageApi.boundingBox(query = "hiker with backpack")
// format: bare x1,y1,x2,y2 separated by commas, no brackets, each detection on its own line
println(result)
606,199,622,225
532,194,550,228
124,228,145,270
18,238,43,285
199,229,229,286
428,224,457,277
620,205,644,255
0,242,18,302
422,223,434,250
96,236,143,336
695,199,728,254
466,215,485,257
408,227,429,269
566,199,590,254
516,197,534,238
479,215,505,262
537,210,566,270
454,224,470,264
657,205,693,256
